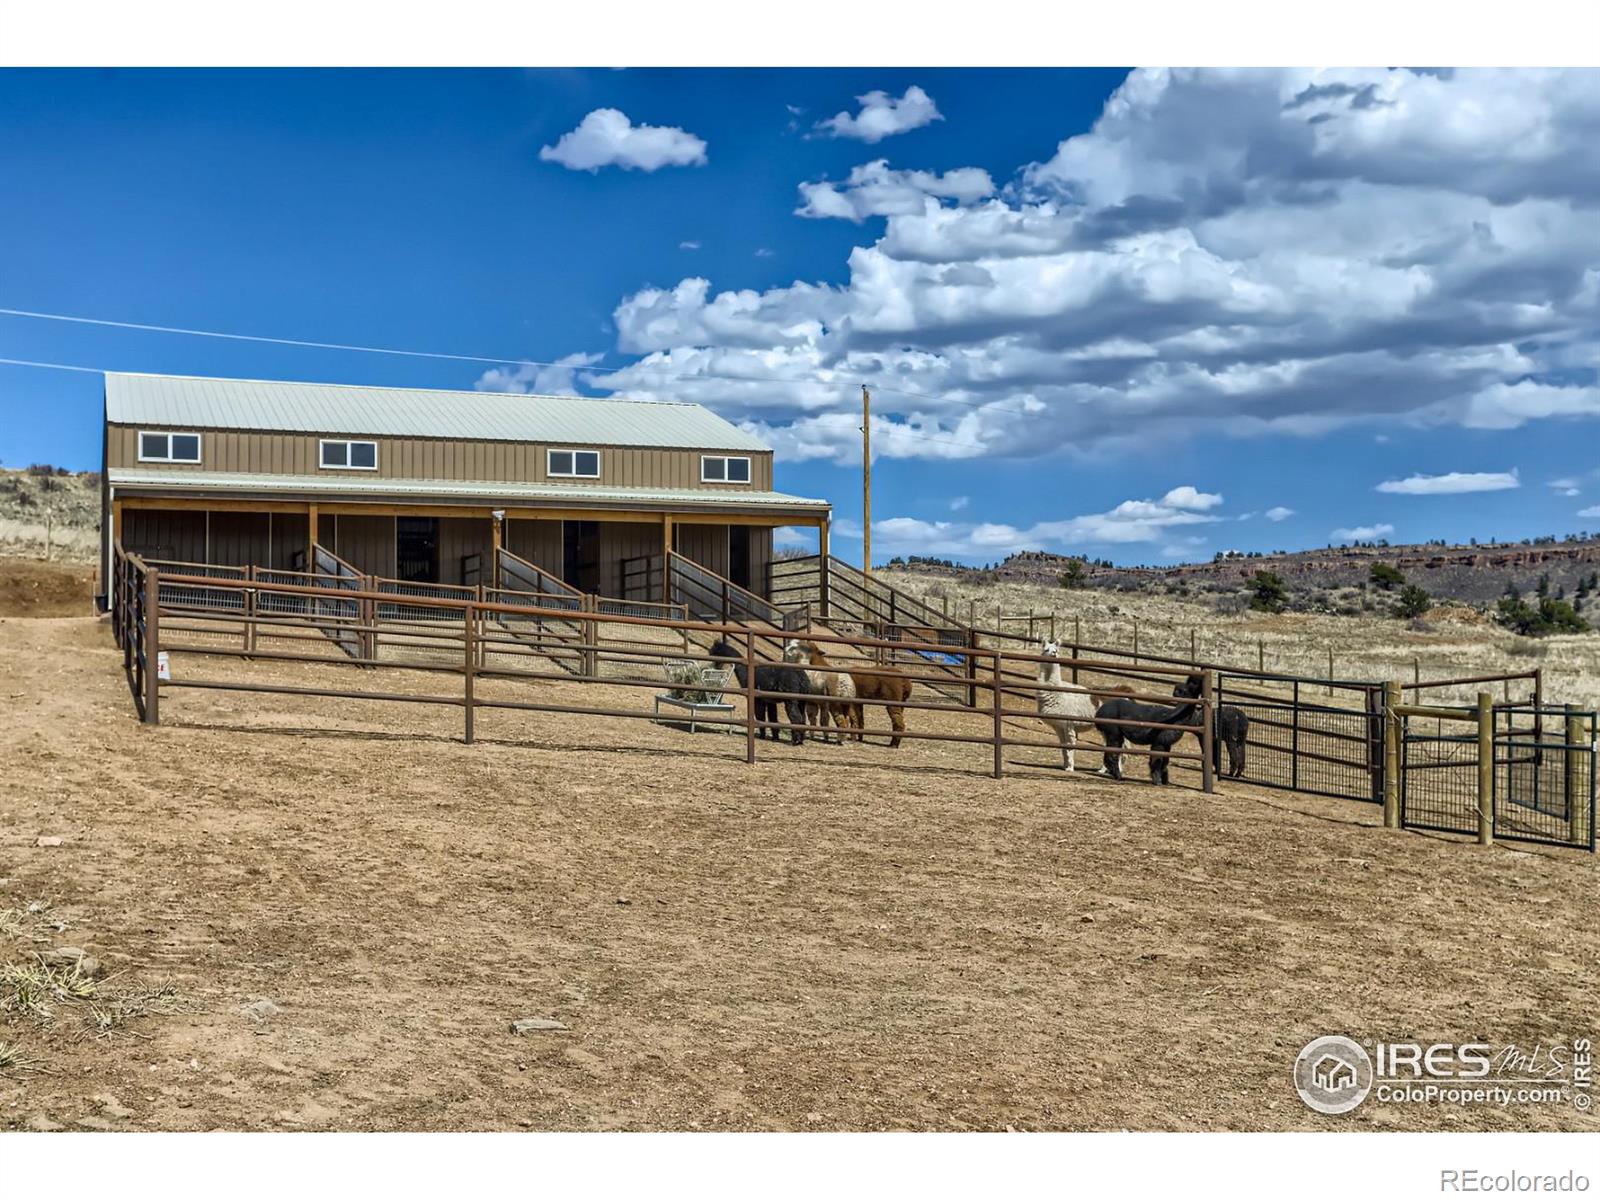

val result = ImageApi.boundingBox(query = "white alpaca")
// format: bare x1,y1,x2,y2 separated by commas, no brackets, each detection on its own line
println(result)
1036,639,1096,771
785,638,856,744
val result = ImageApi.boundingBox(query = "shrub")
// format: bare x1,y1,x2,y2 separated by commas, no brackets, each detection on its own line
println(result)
1369,562,1406,591
1395,583,1432,619
1057,559,1086,589
1247,570,1289,613
1494,596,1590,637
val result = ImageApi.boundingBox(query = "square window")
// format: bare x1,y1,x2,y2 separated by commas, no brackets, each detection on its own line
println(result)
322,441,349,467
170,434,200,462
549,450,574,476
140,433,167,460
703,457,726,482
350,441,377,469
574,450,599,477
727,457,750,483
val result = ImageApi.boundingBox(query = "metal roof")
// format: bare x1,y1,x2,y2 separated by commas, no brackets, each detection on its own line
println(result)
104,371,771,453
107,468,829,513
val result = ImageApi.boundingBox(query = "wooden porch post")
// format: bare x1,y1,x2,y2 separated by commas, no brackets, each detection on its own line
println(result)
661,513,673,603
306,502,319,570
490,512,503,590
818,516,831,621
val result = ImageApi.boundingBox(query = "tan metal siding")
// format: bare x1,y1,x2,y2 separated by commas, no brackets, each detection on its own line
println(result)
122,508,206,563
439,517,493,586
269,513,309,570
208,511,271,568
598,521,661,598
749,527,773,598
675,524,730,580
109,424,771,493
504,517,562,577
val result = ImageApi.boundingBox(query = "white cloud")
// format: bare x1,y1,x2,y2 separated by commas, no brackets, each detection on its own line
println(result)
1265,506,1295,521
948,495,970,511
1160,485,1223,510
679,240,701,251
836,485,1225,558
475,352,602,395
754,248,775,258
814,86,942,143
797,160,995,223
1578,505,1600,519
1376,469,1520,495
1332,522,1396,542
1548,477,1580,496
539,109,707,172
586,69,1600,465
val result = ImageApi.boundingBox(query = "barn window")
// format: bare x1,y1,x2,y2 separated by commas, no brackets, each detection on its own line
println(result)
320,439,379,470
701,455,751,484
548,448,600,478
138,431,202,463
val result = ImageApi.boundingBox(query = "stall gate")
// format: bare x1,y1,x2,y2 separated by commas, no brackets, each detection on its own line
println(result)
1214,673,1384,804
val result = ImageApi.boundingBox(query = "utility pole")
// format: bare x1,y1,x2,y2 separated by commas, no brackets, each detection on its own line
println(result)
861,384,872,575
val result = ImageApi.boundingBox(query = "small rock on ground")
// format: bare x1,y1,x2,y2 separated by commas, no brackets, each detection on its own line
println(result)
42,946,105,979
24,1114,65,1132
510,1016,567,1034
34,836,63,848
241,998,281,1024
93,1092,133,1119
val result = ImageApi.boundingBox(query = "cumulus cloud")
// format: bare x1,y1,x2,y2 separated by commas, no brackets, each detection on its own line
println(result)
814,86,942,143
1376,469,1520,495
948,495,970,511
838,485,1225,558
679,240,701,251
475,352,603,395
1332,523,1396,542
539,109,707,172
585,69,1600,465
1265,506,1295,521
797,160,996,222
1548,477,1580,496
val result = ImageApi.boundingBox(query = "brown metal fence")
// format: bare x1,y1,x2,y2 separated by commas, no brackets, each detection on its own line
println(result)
113,544,1218,791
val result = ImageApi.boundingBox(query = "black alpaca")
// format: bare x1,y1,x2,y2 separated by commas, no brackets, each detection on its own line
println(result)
1094,674,1203,785
709,639,815,745
1172,679,1251,779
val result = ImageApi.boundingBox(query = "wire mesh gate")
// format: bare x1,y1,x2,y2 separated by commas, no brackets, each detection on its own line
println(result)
1214,673,1384,803
1399,706,1596,851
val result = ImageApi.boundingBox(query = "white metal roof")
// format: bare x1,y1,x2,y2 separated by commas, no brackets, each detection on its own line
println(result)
104,371,771,453
108,468,830,513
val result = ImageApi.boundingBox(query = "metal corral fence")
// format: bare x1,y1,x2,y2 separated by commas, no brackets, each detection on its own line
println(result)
113,544,1220,791
1394,695,1595,852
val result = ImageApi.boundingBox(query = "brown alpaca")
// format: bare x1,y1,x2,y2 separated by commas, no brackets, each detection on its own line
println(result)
791,641,858,743
847,663,913,748
1089,682,1137,706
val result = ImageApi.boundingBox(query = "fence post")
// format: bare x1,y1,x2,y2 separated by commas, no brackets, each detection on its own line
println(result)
1190,628,1197,664
1132,619,1139,663
1570,710,1592,850
1328,647,1334,696
744,631,757,765
1258,641,1265,674
1200,673,1215,795
1476,691,1493,846
583,597,598,678
965,629,978,708
143,565,161,726
463,603,476,745
1383,680,1401,828
1414,656,1420,686
1291,679,1301,793
244,564,258,656
990,647,1003,780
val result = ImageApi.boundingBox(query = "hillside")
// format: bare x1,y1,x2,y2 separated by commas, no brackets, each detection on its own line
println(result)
0,466,100,561
888,536,1600,610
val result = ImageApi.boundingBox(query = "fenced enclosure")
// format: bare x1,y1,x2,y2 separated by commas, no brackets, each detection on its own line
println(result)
109,545,1596,853
112,545,1220,791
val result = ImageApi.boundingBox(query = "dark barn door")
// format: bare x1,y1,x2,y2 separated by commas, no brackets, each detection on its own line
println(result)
562,520,601,593
396,517,440,583
728,525,752,591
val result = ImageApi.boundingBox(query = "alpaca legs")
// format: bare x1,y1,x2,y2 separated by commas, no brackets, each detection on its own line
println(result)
887,705,904,749
1099,731,1124,779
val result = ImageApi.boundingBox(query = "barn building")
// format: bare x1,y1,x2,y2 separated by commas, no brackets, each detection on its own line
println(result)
100,371,831,604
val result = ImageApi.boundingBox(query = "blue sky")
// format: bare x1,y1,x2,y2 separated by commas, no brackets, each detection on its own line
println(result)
2,67,1598,565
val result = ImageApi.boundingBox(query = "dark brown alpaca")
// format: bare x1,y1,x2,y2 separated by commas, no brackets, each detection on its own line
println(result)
847,663,913,748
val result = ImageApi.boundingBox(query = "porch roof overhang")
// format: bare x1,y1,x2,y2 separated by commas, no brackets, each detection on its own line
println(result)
107,468,831,523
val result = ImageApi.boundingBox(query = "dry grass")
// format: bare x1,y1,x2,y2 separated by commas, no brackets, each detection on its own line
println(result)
884,569,1600,711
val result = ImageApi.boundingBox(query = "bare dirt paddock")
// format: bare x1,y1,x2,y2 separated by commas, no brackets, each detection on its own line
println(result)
2,611,1597,1131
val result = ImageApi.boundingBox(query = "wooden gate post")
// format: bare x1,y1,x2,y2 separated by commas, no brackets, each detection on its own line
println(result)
744,631,757,765
143,565,161,726
1383,680,1401,828
1200,673,1215,795
1477,691,1494,846
463,604,476,745
244,564,258,657
990,646,1004,780
1569,711,1592,850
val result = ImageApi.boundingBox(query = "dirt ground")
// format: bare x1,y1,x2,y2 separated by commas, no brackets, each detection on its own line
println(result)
1,596,1596,1134
0,557,96,618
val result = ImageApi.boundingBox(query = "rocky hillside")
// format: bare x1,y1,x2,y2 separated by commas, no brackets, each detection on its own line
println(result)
890,537,1600,609
0,467,101,561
